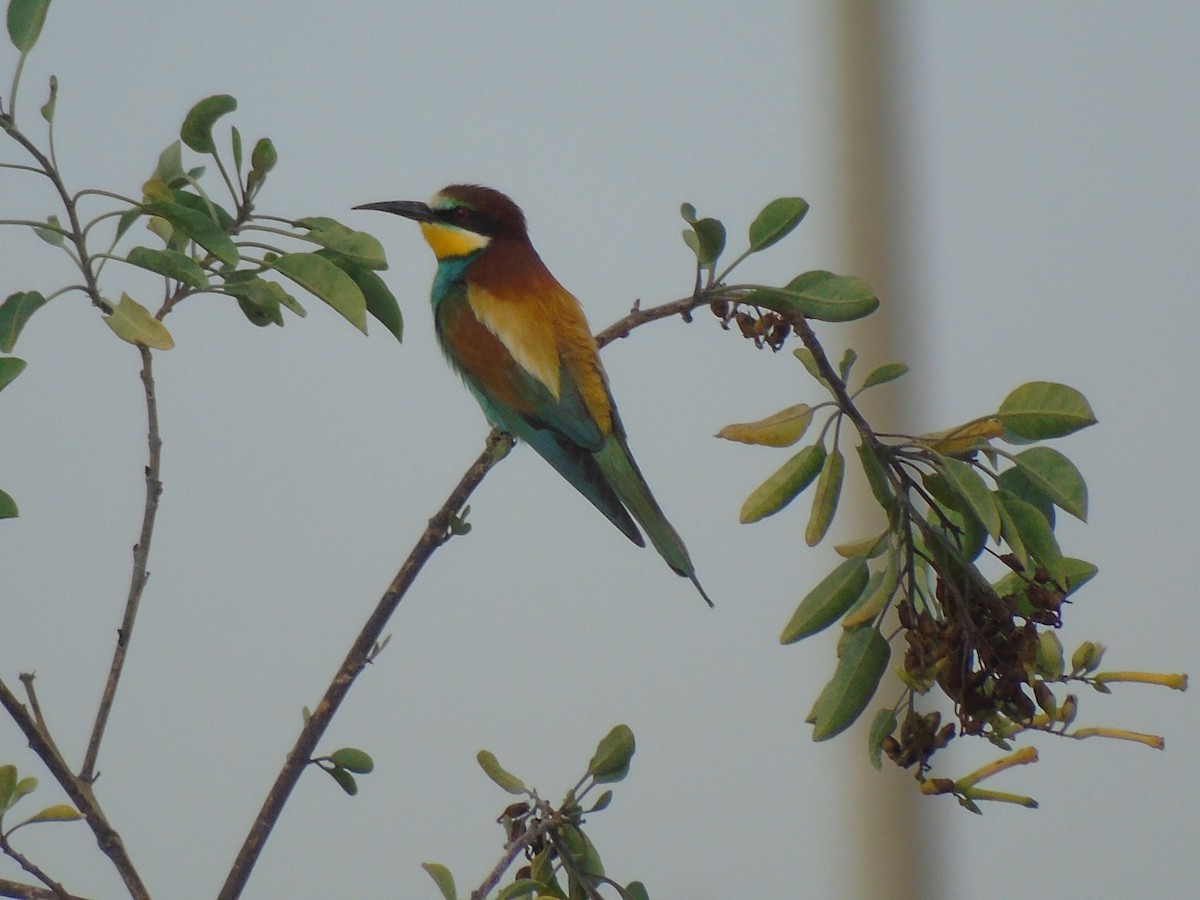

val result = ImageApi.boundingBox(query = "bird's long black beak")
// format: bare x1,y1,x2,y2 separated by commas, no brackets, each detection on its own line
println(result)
354,200,437,223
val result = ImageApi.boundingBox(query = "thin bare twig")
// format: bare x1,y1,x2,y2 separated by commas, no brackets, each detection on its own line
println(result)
0,875,93,900
0,831,72,900
218,287,738,899
81,346,163,784
0,680,148,899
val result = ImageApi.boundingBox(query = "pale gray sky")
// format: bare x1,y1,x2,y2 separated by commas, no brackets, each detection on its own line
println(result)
1,3,1196,898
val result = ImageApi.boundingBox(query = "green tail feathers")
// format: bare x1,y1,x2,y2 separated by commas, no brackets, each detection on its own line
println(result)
594,431,713,607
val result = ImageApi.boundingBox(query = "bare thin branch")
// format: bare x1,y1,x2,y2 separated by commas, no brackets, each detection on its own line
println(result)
218,287,737,899
81,347,163,784
0,680,149,899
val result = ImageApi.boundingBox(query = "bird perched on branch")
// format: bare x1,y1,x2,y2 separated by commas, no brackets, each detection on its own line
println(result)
357,185,711,606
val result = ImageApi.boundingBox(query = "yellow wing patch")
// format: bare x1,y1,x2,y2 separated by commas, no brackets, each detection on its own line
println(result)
419,221,492,260
468,286,561,397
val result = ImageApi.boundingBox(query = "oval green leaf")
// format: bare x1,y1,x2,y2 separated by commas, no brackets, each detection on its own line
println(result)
143,201,238,267
1011,446,1088,522
748,196,809,252
938,457,1001,540
997,381,1097,441
996,489,1062,577
0,291,47,352
181,94,237,154
317,251,403,342
327,766,357,795
271,252,367,332
0,764,15,810
843,554,899,629
805,447,845,546
329,747,374,774
421,862,457,900
808,626,890,741
21,803,82,825
716,403,812,447
0,488,18,519
739,443,826,524
780,556,869,644
867,707,898,770
744,272,879,323
127,247,210,290
858,362,909,392
104,294,174,350
0,356,28,392
690,217,726,266
856,441,895,509
476,750,527,794
588,724,635,784
496,879,541,900
33,214,64,247
300,219,387,270
7,0,50,53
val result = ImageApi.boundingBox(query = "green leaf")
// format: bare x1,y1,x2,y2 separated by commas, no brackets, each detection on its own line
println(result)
0,356,28,392
587,724,635,784
180,94,238,154
251,138,277,175
808,626,890,741
126,247,210,290
856,441,895,509
716,403,812,447
476,750,527,794
20,803,82,825
0,291,48,352
0,489,18,518
170,189,235,231
792,347,825,383
739,442,825,523
625,882,650,900
837,347,857,383
996,464,1055,528
938,457,1001,540
867,708,898,770
329,748,374,774
142,201,238,267
299,218,388,270
1010,447,1088,522
679,202,698,224
39,73,56,122
0,765,15,811
153,141,187,187
421,862,457,900
780,556,869,644
327,766,357,795
271,252,367,332
858,362,908,392
560,824,604,876
997,381,1097,441
588,789,612,812
497,879,541,900
996,490,1062,576
225,276,288,327
231,126,243,172
7,0,50,53
842,553,899,629
686,217,725,267
747,197,809,252
33,213,63,246
1058,557,1098,596
103,293,175,350
744,271,879,323
317,251,403,342
805,447,844,546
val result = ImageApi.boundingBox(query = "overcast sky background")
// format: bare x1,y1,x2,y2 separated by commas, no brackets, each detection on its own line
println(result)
2,3,1197,898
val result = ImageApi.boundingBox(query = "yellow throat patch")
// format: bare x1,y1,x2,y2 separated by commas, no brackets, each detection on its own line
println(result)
419,221,492,260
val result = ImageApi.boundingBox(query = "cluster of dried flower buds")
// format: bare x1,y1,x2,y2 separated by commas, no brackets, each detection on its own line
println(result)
711,300,792,351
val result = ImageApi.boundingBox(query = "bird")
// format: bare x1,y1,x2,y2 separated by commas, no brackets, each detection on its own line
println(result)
356,185,711,606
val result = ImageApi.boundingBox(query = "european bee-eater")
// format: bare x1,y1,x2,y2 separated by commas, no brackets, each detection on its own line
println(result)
357,185,711,606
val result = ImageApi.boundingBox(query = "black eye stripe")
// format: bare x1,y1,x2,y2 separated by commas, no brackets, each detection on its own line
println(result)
437,205,498,236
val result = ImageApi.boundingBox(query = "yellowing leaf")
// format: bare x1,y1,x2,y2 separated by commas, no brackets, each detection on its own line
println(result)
716,403,812,447
104,294,175,350
918,417,1003,457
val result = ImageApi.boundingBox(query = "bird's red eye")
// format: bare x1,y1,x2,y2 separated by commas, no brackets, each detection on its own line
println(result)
449,206,471,224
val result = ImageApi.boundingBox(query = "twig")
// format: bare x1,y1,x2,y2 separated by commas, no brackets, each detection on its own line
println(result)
0,875,93,900
0,680,149,899
217,287,736,899
0,831,72,900
81,346,163,784
469,801,564,900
